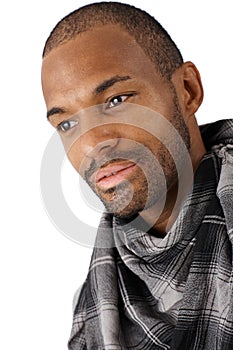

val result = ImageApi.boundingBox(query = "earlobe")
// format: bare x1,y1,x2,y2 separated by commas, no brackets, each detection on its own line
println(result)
181,61,204,116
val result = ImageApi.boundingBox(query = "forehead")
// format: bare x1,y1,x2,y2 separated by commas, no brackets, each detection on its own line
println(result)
43,24,153,69
41,25,161,99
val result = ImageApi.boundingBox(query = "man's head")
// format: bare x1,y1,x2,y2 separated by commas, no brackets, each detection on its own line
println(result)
42,2,204,230
43,1,183,80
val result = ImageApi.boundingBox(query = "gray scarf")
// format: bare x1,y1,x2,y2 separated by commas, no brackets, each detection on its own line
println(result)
68,119,233,350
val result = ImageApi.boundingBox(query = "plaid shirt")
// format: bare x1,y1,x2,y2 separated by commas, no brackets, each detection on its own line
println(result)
68,119,233,350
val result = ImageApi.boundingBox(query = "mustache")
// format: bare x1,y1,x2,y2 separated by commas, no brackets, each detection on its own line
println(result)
84,148,144,183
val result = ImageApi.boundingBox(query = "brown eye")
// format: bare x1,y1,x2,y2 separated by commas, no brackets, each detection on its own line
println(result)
108,95,128,108
57,120,78,132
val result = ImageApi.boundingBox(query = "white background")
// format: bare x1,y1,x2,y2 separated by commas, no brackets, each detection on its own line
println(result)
1,0,232,349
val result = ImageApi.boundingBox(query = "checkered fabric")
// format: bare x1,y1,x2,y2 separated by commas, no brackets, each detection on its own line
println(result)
68,119,233,350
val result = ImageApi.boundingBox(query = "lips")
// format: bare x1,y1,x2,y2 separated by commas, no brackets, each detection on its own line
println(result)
93,161,136,189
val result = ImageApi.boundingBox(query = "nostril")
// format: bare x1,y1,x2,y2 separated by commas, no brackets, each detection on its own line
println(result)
83,137,120,160
96,139,119,159
99,144,111,154
97,138,119,152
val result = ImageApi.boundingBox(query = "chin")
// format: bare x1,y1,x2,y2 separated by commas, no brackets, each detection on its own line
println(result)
106,204,140,220
102,187,148,220
103,197,141,219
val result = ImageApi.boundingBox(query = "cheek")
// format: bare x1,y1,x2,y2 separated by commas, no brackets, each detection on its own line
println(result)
65,134,91,176
67,145,83,174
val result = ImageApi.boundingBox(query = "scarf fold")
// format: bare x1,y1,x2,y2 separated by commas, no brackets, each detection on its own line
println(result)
68,119,233,350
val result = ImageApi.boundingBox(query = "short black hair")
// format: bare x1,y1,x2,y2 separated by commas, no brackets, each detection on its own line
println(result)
43,2,183,79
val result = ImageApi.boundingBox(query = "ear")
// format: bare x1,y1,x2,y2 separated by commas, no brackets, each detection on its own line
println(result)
172,61,204,117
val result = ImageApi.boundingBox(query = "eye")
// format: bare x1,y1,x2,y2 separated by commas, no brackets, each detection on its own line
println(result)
107,95,129,109
57,120,78,132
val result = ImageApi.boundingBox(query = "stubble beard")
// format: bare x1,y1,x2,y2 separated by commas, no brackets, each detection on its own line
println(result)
84,94,190,220
94,153,166,219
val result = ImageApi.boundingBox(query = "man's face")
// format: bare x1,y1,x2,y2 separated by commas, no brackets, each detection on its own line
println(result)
42,25,190,219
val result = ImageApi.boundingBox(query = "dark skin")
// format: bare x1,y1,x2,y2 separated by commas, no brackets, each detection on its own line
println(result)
42,24,206,235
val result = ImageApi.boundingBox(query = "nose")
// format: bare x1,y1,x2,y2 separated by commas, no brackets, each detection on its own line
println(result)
72,126,121,177
80,127,120,160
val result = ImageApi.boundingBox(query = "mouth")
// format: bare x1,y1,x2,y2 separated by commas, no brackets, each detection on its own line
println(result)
93,161,137,190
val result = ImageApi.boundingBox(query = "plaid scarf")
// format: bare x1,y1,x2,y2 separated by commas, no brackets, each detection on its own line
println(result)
68,119,233,350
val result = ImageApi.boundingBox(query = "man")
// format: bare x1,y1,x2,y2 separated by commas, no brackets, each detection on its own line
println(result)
41,2,233,349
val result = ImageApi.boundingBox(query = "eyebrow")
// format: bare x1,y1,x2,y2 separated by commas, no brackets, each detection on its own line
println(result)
47,107,66,120
94,75,131,95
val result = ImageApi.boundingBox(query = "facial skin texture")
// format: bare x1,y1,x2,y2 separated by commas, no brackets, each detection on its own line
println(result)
42,24,205,234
